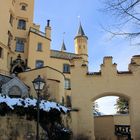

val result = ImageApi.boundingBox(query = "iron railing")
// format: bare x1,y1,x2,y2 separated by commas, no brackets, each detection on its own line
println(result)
115,125,132,140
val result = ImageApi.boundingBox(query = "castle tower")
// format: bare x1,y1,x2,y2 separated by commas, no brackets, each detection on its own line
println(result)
74,23,88,64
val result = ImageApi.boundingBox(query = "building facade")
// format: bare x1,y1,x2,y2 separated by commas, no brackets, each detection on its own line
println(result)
1,0,140,140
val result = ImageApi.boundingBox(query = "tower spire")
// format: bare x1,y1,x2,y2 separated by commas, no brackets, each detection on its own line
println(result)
75,22,88,39
74,20,88,64
77,23,85,36
61,40,66,52
61,32,66,52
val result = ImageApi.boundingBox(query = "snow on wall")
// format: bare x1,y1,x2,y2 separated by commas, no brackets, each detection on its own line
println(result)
0,94,69,113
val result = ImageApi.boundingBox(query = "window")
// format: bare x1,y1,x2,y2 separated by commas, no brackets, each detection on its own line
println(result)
37,43,42,51
63,64,70,73
9,14,14,26
64,79,71,90
7,31,13,47
18,19,26,30
16,39,24,52
62,97,65,105
66,96,72,107
20,3,28,11
36,60,44,68
0,47,3,58
8,86,22,98
21,5,26,10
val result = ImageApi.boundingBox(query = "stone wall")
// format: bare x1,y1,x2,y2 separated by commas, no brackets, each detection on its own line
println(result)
94,115,130,140
0,115,45,140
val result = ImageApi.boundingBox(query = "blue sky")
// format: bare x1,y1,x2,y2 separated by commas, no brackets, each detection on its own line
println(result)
34,0,139,114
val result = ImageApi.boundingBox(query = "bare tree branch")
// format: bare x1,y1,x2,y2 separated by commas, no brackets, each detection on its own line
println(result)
101,0,140,41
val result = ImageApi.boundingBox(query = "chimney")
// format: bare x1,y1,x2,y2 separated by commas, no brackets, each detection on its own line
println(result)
45,20,51,39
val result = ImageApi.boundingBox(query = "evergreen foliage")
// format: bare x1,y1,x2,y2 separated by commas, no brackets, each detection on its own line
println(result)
115,97,129,114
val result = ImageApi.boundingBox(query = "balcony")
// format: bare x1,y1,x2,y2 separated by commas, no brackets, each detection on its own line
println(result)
29,27,46,38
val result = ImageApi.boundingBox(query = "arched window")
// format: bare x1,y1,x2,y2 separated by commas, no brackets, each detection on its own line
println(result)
8,86,22,98
21,5,26,10
18,19,26,30
20,3,28,11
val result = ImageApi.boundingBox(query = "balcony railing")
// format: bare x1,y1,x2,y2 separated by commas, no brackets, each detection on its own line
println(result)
115,125,132,139
29,27,46,37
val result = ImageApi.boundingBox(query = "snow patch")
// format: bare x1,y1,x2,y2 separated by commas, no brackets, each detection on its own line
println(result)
0,94,69,113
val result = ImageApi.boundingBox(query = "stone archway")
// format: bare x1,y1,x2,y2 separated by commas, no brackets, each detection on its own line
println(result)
10,54,27,74
12,65,24,73
71,91,132,140
71,57,140,140
92,92,131,140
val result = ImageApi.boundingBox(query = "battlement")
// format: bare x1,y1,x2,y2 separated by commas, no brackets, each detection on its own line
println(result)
71,55,140,76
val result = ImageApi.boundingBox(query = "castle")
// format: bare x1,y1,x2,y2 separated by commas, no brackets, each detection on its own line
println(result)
0,0,140,140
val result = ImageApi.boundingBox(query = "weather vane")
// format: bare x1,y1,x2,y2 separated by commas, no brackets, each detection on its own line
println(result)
63,32,65,40
78,15,81,24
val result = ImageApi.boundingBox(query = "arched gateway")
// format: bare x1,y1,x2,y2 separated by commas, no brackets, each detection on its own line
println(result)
71,56,140,140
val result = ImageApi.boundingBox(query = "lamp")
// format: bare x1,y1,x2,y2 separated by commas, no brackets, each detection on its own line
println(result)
32,75,45,140
32,75,45,92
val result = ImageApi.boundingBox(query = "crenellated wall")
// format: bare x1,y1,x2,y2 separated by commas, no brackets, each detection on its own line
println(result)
71,56,140,140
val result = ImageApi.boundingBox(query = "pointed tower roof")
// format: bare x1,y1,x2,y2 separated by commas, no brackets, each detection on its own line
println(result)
61,40,66,52
77,23,85,36
75,23,88,39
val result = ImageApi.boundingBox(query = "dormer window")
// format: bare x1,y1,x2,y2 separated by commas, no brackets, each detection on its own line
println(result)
18,19,26,30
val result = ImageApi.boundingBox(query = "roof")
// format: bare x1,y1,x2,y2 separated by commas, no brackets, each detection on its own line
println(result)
77,23,85,36
50,50,79,60
61,41,66,51
75,23,88,39
133,55,140,58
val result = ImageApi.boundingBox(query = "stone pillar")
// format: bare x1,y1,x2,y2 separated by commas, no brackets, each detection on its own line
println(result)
130,98,140,140
71,101,95,140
